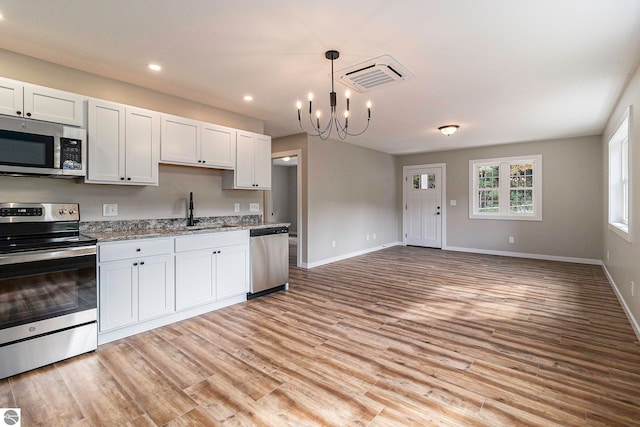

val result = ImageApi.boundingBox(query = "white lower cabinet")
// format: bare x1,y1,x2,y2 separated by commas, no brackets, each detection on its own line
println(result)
98,238,174,332
175,250,215,310
175,230,249,310
98,230,249,343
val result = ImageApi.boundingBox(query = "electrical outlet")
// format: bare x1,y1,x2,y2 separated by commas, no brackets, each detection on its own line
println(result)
332,240,336,248
234,203,240,213
102,204,118,217
508,236,515,244
249,203,260,212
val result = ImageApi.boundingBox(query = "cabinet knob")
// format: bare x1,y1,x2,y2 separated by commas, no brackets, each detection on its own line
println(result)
120,177,125,180
202,160,206,164
16,111,21,116
136,248,141,252
198,160,202,163
26,112,32,117
140,261,145,265
127,177,131,181
133,262,138,266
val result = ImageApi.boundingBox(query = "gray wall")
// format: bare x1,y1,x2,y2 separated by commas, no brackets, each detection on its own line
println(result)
397,135,603,260
307,136,399,264
272,134,400,266
603,62,640,333
0,49,263,221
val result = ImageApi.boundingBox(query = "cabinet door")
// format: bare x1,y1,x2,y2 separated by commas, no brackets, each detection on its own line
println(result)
253,134,272,189
216,244,249,300
0,77,23,118
175,251,215,310
23,84,85,126
235,132,256,188
87,99,125,183
138,255,175,321
99,260,138,332
160,115,200,165
125,107,160,185
201,123,236,169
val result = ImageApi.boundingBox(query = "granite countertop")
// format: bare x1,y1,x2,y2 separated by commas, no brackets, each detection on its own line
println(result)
81,216,290,243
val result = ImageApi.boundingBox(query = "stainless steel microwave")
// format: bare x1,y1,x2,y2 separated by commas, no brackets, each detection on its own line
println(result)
0,115,86,178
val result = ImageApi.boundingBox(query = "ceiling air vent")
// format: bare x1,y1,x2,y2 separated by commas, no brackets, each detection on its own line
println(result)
334,54,415,93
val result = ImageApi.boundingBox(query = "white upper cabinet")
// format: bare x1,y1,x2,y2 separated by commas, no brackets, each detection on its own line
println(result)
223,130,271,190
86,98,160,185
160,115,200,165
0,77,85,127
160,114,236,169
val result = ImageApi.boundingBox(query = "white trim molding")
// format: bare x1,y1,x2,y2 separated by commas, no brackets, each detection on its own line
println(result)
302,242,402,269
602,264,640,342
444,245,602,265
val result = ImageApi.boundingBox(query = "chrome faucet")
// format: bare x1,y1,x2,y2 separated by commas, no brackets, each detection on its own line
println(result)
187,192,195,226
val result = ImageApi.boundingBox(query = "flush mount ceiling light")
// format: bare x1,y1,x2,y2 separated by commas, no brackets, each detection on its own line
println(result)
438,125,459,136
243,95,253,101
297,50,371,141
147,63,162,72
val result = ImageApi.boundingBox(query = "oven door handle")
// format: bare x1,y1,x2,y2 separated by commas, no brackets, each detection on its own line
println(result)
0,245,97,265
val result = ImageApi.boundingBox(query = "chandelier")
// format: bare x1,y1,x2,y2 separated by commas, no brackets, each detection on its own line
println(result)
296,50,371,140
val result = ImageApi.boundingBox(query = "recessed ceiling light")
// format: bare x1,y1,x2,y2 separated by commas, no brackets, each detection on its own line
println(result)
282,156,291,162
243,95,253,101
148,63,162,72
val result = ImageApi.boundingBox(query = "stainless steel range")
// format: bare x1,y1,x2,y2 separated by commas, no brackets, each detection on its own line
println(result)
0,203,98,379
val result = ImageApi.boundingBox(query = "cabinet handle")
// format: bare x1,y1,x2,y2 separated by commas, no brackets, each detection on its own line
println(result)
16,111,21,116
136,248,141,252
133,262,138,266
140,261,145,265
26,112,32,117
120,177,125,180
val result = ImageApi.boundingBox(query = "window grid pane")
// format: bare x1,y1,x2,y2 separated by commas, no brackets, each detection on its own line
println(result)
509,163,534,213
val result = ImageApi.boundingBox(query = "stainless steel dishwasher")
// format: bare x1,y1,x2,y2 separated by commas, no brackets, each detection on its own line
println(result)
248,226,289,299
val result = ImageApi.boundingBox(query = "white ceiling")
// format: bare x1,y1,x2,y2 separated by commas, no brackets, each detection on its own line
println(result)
1,0,640,155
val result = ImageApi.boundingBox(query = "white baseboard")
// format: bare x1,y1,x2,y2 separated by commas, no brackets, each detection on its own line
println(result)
602,265,640,342
301,242,402,269
444,245,602,265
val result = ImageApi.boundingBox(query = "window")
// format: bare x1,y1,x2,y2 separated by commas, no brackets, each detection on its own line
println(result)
469,155,542,220
608,107,632,241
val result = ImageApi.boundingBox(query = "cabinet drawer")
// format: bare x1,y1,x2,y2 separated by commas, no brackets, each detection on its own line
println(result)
175,230,249,253
99,237,173,262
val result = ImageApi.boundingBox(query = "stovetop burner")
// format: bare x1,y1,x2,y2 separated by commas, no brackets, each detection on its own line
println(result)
0,202,96,255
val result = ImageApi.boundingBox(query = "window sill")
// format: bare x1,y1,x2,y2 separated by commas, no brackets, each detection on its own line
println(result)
470,214,542,221
609,222,631,242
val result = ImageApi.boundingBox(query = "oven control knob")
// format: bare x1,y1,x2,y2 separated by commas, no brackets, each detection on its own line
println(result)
59,208,67,215
69,208,76,215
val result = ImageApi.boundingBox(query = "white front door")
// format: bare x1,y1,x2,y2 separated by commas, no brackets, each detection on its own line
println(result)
404,166,443,248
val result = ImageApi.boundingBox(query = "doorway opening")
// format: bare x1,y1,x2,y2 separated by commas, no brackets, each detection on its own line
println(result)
266,150,302,267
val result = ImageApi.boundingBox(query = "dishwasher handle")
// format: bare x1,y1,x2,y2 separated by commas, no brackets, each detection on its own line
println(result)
250,226,289,237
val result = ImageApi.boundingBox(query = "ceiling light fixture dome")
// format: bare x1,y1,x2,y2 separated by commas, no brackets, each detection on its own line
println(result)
438,125,459,136
297,50,371,141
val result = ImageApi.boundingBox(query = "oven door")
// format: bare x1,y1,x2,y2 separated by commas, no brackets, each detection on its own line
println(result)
0,246,97,343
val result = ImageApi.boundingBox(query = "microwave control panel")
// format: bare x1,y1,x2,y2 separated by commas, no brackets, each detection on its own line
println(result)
60,138,83,170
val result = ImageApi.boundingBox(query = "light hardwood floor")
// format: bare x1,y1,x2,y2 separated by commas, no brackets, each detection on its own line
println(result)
2,244,640,426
